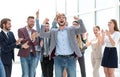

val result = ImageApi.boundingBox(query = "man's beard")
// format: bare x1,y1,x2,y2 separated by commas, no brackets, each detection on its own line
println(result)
5,26,10,31
28,24,34,29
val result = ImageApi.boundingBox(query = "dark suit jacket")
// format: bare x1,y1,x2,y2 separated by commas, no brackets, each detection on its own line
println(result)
18,27,38,57
39,36,50,62
0,31,21,65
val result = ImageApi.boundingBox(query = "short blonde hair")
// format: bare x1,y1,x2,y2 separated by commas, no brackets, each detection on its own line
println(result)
55,13,67,21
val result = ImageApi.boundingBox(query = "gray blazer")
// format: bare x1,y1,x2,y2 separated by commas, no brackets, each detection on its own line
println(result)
40,19,86,58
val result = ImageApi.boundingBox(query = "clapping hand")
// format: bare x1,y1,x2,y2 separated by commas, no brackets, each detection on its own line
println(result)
16,38,23,45
105,30,110,36
101,29,105,36
84,33,91,47
22,41,29,49
40,40,44,47
86,40,91,47
31,32,38,40
83,33,88,40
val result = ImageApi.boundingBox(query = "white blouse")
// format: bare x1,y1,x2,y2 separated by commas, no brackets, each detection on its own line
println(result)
105,31,120,47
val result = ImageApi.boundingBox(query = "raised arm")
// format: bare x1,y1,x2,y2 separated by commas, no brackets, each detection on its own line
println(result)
73,16,87,34
101,29,105,45
51,19,58,29
51,13,59,29
36,10,41,33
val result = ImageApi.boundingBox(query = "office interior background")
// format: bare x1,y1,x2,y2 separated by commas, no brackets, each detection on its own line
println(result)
0,0,120,76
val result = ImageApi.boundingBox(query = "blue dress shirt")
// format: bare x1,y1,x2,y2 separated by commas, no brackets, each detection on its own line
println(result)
56,27,73,55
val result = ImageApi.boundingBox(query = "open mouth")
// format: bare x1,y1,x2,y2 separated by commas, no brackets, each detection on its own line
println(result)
60,21,63,23
60,21,64,23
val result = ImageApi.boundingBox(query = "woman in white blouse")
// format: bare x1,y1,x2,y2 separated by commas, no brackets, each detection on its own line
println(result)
101,19,120,77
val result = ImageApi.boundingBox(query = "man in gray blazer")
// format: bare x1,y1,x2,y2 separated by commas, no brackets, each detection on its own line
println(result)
40,13,86,77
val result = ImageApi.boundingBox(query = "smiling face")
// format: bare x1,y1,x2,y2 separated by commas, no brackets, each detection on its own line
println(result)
108,21,115,31
4,21,11,31
27,16,35,29
107,19,119,32
93,26,100,35
45,23,50,32
56,13,66,27
0,18,11,31
93,27,99,35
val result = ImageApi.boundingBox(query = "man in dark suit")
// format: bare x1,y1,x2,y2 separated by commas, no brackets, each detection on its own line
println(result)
0,47,6,77
18,16,38,77
0,18,29,77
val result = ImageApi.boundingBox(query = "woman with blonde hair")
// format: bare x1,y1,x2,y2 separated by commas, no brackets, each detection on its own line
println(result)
90,26,103,77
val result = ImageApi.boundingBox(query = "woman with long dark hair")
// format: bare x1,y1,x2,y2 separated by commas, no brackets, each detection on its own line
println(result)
101,19,120,77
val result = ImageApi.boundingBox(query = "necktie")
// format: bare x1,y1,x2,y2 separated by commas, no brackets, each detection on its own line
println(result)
44,38,49,56
7,32,11,43
7,32,10,39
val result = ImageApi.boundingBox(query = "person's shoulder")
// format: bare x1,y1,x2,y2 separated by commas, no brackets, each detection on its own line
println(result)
114,31,120,38
67,25,77,30
9,31,13,34
115,31,120,33
114,31,120,35
8,31,15,37
50,28,58,32
18,26,26,30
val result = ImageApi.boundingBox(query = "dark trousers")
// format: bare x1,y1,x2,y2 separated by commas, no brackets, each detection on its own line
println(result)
4,63,12,77
41,56,54,77
78,54,86,77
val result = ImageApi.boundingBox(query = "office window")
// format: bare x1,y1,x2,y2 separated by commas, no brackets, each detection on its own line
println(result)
66,16,75,26
56,0,66,13
96,8,116,30
79,0,94,12
96,0,117,8
66,0,78,16
79,13,95,38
